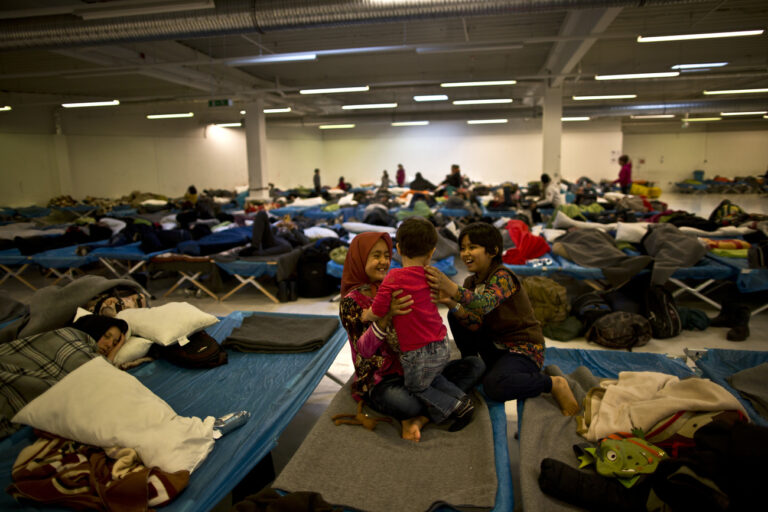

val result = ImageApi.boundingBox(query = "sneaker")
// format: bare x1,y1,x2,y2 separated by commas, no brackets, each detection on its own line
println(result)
448,395,475,432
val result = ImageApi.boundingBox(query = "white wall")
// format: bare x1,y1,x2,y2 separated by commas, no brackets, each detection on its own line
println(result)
265,125,324,189
624,130,768,190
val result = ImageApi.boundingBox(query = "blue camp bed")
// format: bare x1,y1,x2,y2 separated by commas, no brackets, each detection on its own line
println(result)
216,259,279,303
504,253,562,277
694,349,768,427
437,206,471,218
269,205,314,217
675,181,708,194
29,242,106,284
326,255,458,280
89,242,173,281
707,254,768,315
301,206,344,221
15,206,50,219
0,311,347,512
483,206,518,219
176,225,252,256
106,205,138,218
0,249,35,290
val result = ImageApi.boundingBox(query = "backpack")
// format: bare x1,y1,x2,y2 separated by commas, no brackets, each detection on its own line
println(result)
297,239,339,298
152,330,228,369
643,285,682,339
708,199,746,226
586,312,651,350
748,240,768,269
522,276,570,325
572,291,612,330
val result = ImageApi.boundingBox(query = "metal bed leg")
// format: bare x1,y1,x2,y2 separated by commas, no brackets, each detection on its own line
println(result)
164,271,219,300
669,278,721,310
0,263,37,290
324,371,345,386
220,274,279,303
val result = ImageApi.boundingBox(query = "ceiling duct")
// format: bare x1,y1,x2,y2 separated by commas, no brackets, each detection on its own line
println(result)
565,98,768,118
0,0,710,50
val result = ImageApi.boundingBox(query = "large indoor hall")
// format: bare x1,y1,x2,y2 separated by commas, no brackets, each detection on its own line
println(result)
0,1,767,512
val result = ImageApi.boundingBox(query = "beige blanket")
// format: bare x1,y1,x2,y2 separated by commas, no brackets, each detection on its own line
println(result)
578,371,747,441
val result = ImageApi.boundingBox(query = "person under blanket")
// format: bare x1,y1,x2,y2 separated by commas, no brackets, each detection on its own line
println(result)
427,222,579,415
365,218,475,432
1,316,127,439
339,232,484,442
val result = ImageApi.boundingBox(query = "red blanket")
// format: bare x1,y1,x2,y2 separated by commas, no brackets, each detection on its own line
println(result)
502,220,550,264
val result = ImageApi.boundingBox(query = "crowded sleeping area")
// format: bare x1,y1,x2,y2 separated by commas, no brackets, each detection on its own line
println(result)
1,1,767,511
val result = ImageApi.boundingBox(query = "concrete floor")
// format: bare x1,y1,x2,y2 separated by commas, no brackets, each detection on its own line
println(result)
3,192,766,511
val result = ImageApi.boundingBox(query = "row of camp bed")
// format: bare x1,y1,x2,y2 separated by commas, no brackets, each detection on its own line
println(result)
675,179,761,194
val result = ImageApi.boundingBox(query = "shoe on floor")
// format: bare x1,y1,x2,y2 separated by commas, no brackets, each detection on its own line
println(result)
448,395,475,432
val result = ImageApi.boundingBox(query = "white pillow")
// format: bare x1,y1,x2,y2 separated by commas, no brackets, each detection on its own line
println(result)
112,336,154,366
615,222,650,243
13,357,214,473
117,302,218,347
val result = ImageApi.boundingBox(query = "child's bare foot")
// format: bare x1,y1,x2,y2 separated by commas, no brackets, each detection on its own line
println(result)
551,376,579,416
401,415,429,442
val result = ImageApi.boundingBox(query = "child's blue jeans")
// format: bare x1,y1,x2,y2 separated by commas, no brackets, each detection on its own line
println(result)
401,338,465,424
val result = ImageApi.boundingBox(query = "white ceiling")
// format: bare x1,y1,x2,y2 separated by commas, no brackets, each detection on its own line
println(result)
0,0,767,126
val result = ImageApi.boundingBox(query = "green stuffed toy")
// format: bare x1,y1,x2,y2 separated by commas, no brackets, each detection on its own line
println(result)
574,430,667,488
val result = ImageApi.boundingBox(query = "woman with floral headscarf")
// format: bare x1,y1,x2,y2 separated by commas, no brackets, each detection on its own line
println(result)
339,232,484,442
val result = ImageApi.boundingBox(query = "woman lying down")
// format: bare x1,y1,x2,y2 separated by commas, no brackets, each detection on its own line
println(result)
1,315,245,510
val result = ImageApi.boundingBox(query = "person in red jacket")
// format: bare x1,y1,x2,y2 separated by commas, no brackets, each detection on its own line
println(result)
614,155,632,194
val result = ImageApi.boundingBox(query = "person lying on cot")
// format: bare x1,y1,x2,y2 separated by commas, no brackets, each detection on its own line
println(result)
339,232,485,442
72,314,129,363
364,218,475,432
426,222,579,416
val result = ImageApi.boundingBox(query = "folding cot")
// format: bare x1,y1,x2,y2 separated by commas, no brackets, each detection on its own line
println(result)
0,310,348,512
89,241,173,282
216,259,279,303
707,253,768,315
0,249,35,291
503,253,562,277
518,347,697,512
268,205,314,218
28,242,106,284
436,206,471,218
300,206,346,222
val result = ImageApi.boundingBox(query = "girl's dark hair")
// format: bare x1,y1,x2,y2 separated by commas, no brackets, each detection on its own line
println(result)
187,185,197,194
458,222,503,264
396,217,437,258
619,155,629,164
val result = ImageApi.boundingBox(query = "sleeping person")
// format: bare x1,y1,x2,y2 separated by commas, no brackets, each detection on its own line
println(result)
0,315,129,438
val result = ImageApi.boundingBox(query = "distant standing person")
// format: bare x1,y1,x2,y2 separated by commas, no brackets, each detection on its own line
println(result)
313,168,322,194
614,155,632,194
381,170,390,189
396,164,406,187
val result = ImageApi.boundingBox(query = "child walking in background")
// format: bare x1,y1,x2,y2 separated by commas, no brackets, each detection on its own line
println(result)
365,217,475,431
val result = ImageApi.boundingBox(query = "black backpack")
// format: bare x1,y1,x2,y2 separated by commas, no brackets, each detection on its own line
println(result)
586,312,652,351
152,330,228,369
572,291,612,330
297,238,342,298
643,285,682,339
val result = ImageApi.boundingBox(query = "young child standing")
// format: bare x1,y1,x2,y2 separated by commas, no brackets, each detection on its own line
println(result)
366,217,475,431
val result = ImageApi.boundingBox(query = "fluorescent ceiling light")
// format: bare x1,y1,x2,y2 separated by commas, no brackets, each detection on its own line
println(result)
703,88,768,95
146,112,194,119
562,117,590,121
595,72,679,80
573,94,637,100
467,119,508,125
0,106,11,112
214,122,242,127
414,95,448,102
453,99,513,105
416,44,522,54
441,80,516,87
263,107,292,113
300,86,369,94
683,117,721,122
319,124,355,129
720,111,768,116
61,99,120,108
392,121,429,126
226,53,317,66
671,62,728,70
240,110,246,115
637,29,764,43
342,103,397,110
630,114,675,119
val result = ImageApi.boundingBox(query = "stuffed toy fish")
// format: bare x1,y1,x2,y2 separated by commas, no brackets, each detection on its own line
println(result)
574,430,667,488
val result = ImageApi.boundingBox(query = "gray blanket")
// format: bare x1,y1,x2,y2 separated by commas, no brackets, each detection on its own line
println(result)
0,327,98,438
275,380,497,512
0,275,145,344
519,365,599,512
642,223,707,285
728,362,768,420
222,315,340,353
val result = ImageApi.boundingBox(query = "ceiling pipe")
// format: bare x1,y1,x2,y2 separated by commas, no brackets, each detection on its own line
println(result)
565,97,768,117
0,0,711,50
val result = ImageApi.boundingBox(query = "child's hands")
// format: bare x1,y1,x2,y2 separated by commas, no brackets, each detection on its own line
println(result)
389,289,413,316
361,308,378,323
425,266,458,306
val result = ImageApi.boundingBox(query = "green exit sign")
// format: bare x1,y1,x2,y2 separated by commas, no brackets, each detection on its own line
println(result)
208,99,232,107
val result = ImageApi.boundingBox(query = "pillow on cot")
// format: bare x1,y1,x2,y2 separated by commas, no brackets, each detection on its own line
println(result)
615,222,650,243
13,357,215,474
73,308,152,365
117,302,218,347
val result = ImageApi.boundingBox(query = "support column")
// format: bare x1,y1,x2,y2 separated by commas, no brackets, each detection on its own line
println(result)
244,97,268,200
542,85,562,180
53,109,73,197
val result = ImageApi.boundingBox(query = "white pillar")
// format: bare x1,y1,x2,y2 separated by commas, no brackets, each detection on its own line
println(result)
244,98,268,200
542,85,562,180
53,109,73,197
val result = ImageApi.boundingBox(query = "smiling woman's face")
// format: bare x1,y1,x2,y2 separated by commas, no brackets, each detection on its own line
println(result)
97,326,126,362
365,239,390,283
